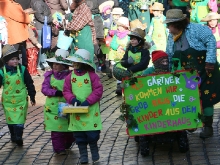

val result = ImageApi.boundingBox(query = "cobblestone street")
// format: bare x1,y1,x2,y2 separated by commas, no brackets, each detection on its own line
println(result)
0,73,220,165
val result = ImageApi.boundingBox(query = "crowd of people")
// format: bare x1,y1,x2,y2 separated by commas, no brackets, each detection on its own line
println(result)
1,0,220,164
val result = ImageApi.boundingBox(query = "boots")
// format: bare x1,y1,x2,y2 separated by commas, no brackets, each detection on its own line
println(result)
200,116,213,138
8,125,16,142
89,142,99,163
115,83,122,95
14,125,24,146
78,143,88,164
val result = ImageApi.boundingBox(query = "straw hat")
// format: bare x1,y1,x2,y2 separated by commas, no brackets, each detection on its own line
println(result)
24,8,36,14
201,12,220,22
111,7,124,15
46,49,72,66
130,19,147,31
128,28,146,41
116,16,130,29
151,2,164,11
99,0,114,13
66,49,96,70
163,9,187,24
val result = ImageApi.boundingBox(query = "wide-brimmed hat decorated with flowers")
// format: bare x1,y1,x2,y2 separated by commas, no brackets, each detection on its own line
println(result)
46,49,72,66
116,16,130,29
66,49,96,70
111,7,124,15
151,2,164,11
128,28,146,41
163,9,187,24
201,12,220,22
130,19,147,31
99,0,114,13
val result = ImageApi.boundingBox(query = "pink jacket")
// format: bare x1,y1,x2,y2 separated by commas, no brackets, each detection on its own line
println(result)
63,70,103,105
210,24,220,48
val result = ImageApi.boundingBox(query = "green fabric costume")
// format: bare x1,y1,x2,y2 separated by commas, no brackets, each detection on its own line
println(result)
68,72,102,131
70,26,94,61
1,66,28,124
44,75,70,132
128,1,150,32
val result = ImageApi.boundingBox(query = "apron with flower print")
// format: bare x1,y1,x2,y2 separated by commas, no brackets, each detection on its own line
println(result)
152,17,167,51
213,27,220,63
44,75,71,132
172,48,220,109
2,66,28,124
68,72,102,131
108,35,129,61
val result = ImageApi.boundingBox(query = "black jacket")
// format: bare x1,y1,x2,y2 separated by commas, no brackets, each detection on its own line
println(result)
15,0,31,9
0,64,36,103
121,42,151,73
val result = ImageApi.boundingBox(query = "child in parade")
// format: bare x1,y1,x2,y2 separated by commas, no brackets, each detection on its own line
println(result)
201,12,220,64
99,0,114,37
140,50,169,156
63,49,103,164
111,7,124,30
117,28,151,95
108,16,130,79
0,44,36,146
148,2,168,51
41,49,75,155
24,8,42,76
129,19,157,66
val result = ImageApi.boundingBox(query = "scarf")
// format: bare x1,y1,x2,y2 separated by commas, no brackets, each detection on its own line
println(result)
129,45,142,53
173,31,183,42
102,13,111,20
117,30,130,39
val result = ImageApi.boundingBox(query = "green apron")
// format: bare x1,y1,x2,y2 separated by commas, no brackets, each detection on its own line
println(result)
2,66,28,124
108,35,129,61
44,75,70,132
68,72,102,131
172,48,220,108
152,17,167,51
70,25,94,61
128,1,150,32
117,50,144,76
213,27,220,63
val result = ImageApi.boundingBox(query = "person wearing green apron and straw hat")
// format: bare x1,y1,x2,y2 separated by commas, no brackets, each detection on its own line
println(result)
165,9,220,138
41,49,75,155
63,49,103,164
0,44,36,146
201,12,220,66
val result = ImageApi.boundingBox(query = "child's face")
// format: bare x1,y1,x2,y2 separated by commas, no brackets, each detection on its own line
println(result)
130,36,139,47
7,57,19,67
105,9,111,15
152,10,162,17
117,25,127,32
113,14,121,21
73,62,82,69
160,58,168,65
53,63,66,72
208,19,218,28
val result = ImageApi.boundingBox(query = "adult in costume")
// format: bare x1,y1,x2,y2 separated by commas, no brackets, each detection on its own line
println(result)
165,9,220,138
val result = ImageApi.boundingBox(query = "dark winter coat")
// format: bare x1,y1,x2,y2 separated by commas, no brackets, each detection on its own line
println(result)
30,0,53,30
121,42,151,73
45,0,68,15
16,0,31,9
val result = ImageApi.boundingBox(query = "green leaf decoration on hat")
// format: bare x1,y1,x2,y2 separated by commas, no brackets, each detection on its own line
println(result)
55,55,72,64
74,53,93,65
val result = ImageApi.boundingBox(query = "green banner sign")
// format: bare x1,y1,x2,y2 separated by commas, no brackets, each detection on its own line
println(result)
123,71,203,136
